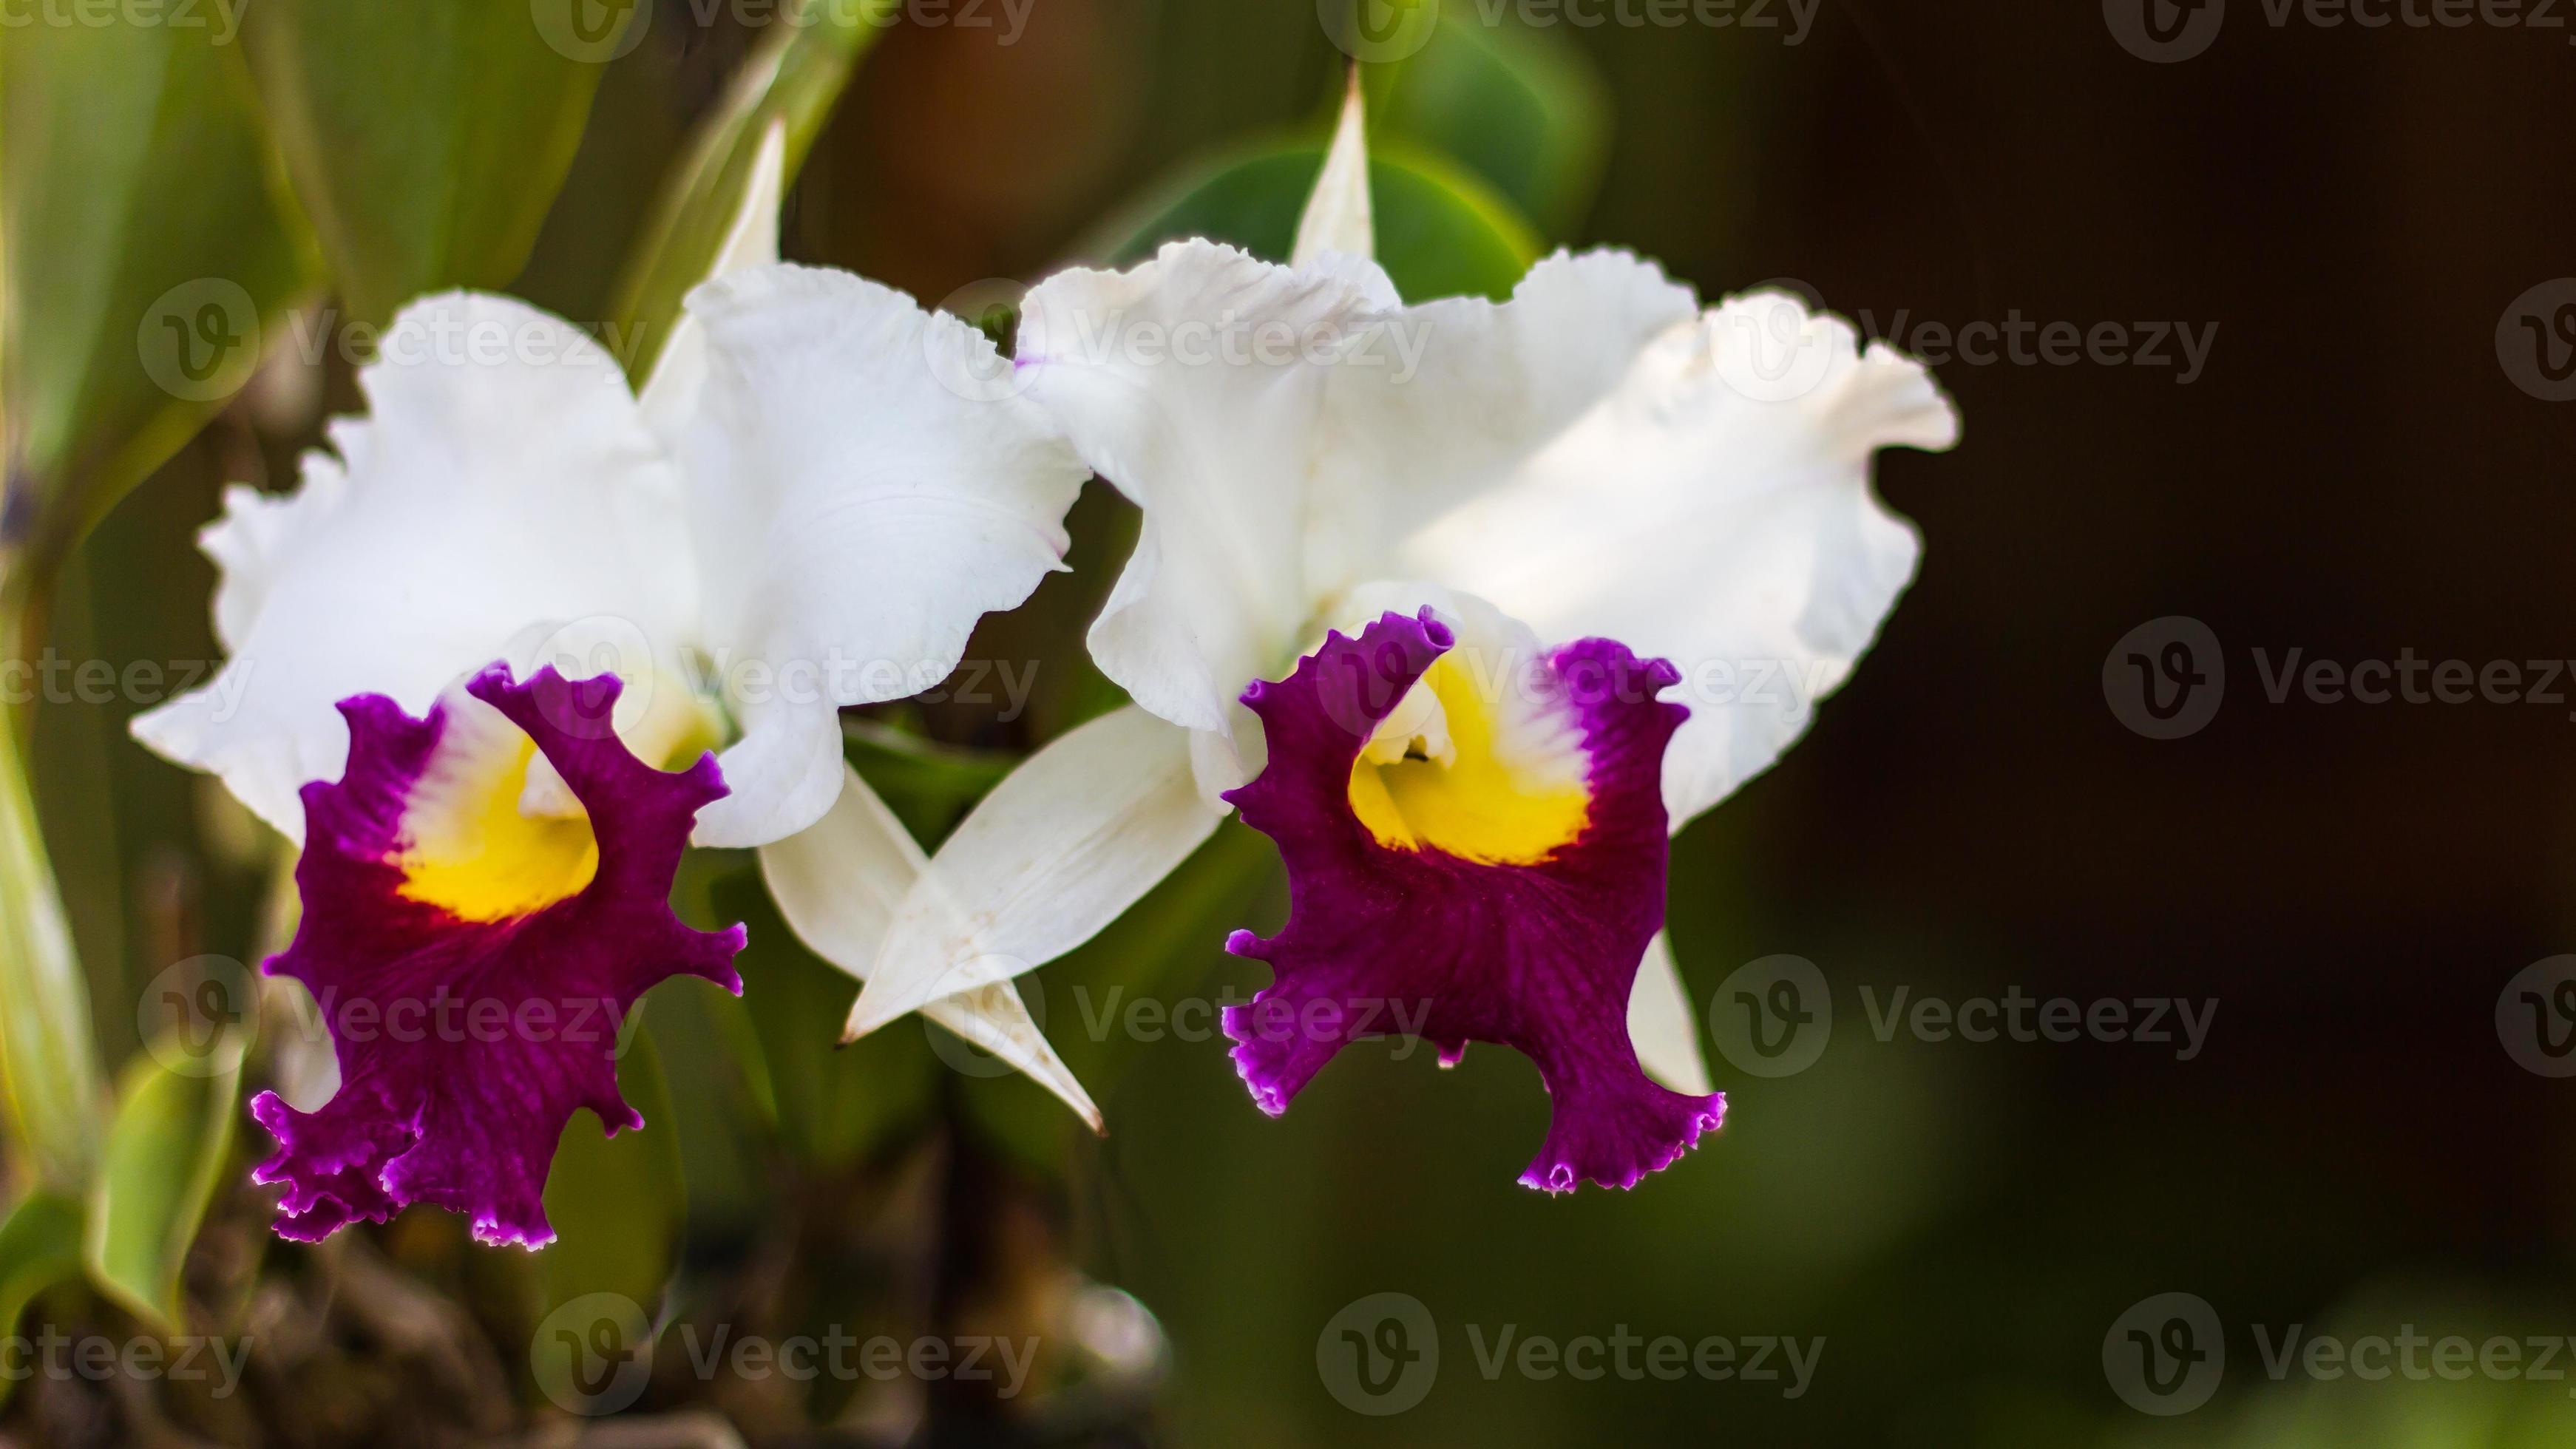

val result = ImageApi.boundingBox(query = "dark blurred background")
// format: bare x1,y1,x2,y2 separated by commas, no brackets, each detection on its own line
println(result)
35,0,2576,1443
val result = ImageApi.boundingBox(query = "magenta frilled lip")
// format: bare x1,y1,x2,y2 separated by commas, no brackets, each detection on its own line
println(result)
251,665,745,1247
1220,608,1725,1192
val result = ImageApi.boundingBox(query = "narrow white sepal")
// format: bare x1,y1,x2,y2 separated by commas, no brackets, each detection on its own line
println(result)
1289,69,1373,268
759,764,1102,1131
637,117,790,441
1629,929,1714,1096
841,705,1221,1041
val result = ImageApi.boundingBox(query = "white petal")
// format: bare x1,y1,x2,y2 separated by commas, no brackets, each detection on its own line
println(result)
1304,248,1701,600
841,705,1221,1039
1019,241,1390,733
131,293,699,841
1628,930,1712,1096
758,765,1101,1130
636,118,788,447
1289,72,1372,269
675,263,1087,846
1393,281,1958,828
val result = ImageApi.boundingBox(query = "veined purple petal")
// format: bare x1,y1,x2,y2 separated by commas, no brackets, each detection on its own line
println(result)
251,665,745,1247
1221,609,1724,1192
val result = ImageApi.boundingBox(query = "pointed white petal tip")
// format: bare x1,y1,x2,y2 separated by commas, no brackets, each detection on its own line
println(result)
1290,69,1373,269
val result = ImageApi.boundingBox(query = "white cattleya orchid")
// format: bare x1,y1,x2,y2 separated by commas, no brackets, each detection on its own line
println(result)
130,125,1106,1248
835,82,1959,1182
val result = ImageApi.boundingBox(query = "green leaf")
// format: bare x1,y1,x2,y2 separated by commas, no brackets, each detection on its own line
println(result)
0,1192,82,1411
0,702,103,1191
711,867,938,1173
606,0,887,383
1085,140,1540,304
84,1046,240,1333
0,18,318,597
240,0,623,325
1377,15,1610,237
540,1027,686,1318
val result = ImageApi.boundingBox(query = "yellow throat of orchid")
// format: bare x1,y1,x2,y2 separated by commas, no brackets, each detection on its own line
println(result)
1346,651,1590,866
396,671,720,923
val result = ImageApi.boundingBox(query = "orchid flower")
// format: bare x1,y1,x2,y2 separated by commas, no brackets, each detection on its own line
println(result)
131,125,1097,1245
838,85,1959,1191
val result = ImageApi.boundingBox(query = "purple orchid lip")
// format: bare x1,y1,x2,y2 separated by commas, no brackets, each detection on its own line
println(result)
1220,608,1725,1193
250,664,745,1247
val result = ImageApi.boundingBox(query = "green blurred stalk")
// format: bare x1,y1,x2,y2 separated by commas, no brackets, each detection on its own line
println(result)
0,597,104,1191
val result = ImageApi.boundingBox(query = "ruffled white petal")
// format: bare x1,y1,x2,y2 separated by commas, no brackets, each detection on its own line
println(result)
842,705,1221,1040
1627,930,1712,1096
1304,248,1700,599
675,263,1086,846
131,293,699,841
759,765,1101,1130
1018,241,1389,733
1394,283,1957,829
